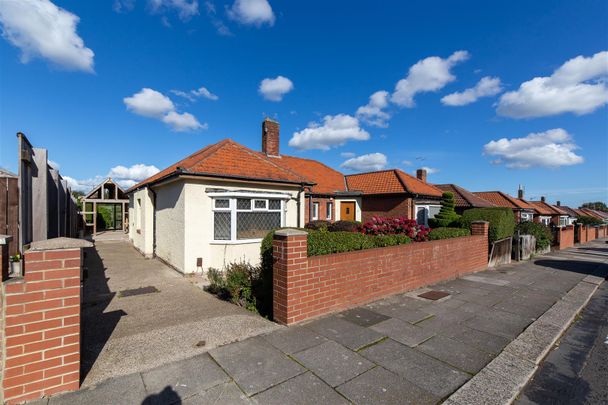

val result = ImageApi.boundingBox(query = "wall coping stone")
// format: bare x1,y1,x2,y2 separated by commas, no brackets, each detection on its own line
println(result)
0,235,12,245
275,229,308,237
28,237,93,251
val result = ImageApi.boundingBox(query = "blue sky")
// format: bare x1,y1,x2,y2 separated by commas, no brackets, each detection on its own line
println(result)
0,0,606,206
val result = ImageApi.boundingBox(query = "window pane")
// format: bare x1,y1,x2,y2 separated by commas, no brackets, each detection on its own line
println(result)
237,212,281,239
326,203,333,219
416,207,427,225
215,199,229,209
237,198,251,210
254,199,267,209
214,212,231,240
269,199,281,210
429,206,441,218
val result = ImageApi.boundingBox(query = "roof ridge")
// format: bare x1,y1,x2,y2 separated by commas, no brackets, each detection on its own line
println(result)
235,142,311,183
344,168,396,177
280,154,345,176
393,169,411,193
182,139,232,171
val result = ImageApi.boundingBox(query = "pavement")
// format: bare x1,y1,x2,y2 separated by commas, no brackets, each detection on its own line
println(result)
33,239,607,405
516,277,608,404
80,240,279,386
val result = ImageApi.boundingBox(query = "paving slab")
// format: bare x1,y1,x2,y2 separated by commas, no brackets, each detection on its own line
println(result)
182,382,251,405
465,309,533,338
209,337,304,396
370,317,435,347
337,367,439,405
262,326,327,354
367,303,433,324
416,335,494,374
504,320,563,364
140,353,229,402
437,323,510,355
306,316,385,350
361,338,470,398
337,306,391,327
252,372,349,405
292,340,374,387
48,373,147,405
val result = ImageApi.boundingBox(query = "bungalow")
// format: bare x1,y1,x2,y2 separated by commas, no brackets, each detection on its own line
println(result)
579,208,608,222
473,190,537,223
554,202,578,225
435,184,496,215
344,169,443,225
526,197,569,226
126,119,362,274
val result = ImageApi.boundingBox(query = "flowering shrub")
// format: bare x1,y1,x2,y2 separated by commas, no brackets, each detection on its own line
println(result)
359,216,430,241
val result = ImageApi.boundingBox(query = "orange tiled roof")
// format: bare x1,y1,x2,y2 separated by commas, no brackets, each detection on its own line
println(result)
526,201,565,216
559,206,580,218
268,154,347,194
435,184,496,209
579,208,607,220
345,169,442,197
129,139,313,191
473,191,535,211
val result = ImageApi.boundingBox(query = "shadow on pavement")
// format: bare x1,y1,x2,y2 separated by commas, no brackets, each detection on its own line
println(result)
81,246,127,383
534,259,608,278
141,386,182,405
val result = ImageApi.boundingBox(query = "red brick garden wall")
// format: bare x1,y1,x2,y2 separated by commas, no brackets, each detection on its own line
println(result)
1,245,83,404
557,225,575,250
273,222,489,325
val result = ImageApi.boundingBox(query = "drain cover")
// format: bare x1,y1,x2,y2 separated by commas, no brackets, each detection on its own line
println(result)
418,290,450,300
118,286,159,297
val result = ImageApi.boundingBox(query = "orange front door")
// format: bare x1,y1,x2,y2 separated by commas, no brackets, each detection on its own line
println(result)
340,202,355,221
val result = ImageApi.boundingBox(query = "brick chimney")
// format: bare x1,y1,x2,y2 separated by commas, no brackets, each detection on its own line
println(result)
416,169,427,183
541,196,546,203
556,200,561,206
262,118,280,157
517,185,524,199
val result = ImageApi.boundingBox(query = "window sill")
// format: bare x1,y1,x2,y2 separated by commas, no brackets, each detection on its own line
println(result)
210,239,263,245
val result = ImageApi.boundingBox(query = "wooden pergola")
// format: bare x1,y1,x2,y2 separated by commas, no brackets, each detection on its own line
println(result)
82,178,129,235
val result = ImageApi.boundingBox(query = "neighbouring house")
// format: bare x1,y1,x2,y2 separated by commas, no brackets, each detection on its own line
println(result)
81,177,129,235
554,202,578,225
473,190,537,223
526,197,569,226
126,119,362,274
579,208,608,222
344,168,443,225
435,183,496,215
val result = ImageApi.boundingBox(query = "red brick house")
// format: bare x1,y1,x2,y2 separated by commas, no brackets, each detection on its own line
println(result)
473,191,537,223
345,169,443,224
435,184,496,215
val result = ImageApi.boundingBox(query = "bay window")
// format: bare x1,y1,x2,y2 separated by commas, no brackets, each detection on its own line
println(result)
212,193,287,242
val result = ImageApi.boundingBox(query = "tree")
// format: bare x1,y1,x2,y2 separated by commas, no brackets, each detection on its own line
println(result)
429,192,460,228
581,202,608,212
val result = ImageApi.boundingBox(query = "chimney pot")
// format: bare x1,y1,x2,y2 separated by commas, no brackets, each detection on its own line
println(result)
557,200,561,206
517,185,524,199
416,169,427,183
262,118,280,157
541,196,546,203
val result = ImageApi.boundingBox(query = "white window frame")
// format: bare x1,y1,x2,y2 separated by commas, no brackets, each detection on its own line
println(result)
326,202,333,220
136,198,142,230
415,204,441,226
539,216,551,226
312,202,319,220
559,216,568,227
520,212,533,222
210,192,289,244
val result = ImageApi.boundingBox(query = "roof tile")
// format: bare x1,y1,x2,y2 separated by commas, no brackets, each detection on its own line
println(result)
345,169,442,197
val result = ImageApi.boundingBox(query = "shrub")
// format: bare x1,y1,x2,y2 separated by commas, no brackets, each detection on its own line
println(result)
328,220,360,232
305,220,331,231
206,261,261,313
576,215,603,226
359,216,430,241
372,234,412,247
428,227,471,240
515,221,553,250
429,192,461,228
461,207,515,244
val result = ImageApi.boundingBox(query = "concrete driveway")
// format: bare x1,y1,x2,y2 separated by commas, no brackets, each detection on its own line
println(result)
81,240,279,386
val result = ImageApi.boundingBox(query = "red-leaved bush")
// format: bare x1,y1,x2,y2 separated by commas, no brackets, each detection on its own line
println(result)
359,216,431,242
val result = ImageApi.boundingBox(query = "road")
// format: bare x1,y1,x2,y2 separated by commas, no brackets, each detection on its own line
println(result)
517,281,608,404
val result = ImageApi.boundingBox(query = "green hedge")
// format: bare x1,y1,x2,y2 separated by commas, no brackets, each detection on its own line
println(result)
515,221,553,249
461,207,515,244
428,227,471,240
576,215,603,226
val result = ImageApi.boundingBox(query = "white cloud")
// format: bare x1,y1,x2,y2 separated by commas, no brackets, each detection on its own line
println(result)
259,76,294,101
124,88,175,117
341,153,388,172
113,0,135,13
391,51,470,107
402,160,413,166
171,86,219,102
356,90,391,127
227,0,274,27
64,175,102,193
162,111,206,131
419,166,439,174
340,152,356,158
205,1,232,35
483,128,584,169
48,160,60,170
497,51,608,118
289,114,370,151
124,88,205,131
0,0,94,72
441,76,502,106
108,164,160,181
148,0,199,20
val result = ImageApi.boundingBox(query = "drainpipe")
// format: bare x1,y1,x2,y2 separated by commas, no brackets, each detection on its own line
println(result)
297,185,306,227
150,187,157,257
308,193,313,223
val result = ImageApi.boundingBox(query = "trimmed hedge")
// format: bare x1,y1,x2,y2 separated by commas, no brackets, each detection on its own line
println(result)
576,215,603,226
428,227,471,240
516,221,553,249
461,207,515,244
429,192,461,228
305,220,331,231
328,220,360,232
